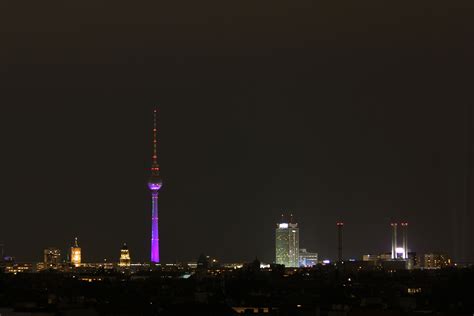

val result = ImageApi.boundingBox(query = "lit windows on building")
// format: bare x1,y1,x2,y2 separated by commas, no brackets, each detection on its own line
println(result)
407,287,422,294
423,253,452,269
299,248,318,267
275,222,299,268
43,247,61,268
5,263,33,274
119,243,131,267
362,254,378,262
70,237,81,267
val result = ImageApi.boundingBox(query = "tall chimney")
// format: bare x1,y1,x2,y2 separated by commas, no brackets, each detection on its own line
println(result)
391,223,398,259
401,222,408,259
337,222,344,262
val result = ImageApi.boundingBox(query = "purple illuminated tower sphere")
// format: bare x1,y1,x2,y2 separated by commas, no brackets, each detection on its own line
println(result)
149,109,162,263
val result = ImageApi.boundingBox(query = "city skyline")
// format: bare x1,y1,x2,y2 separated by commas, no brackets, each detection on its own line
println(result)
1,2,473,264
2,218,426,265
0,106,468,264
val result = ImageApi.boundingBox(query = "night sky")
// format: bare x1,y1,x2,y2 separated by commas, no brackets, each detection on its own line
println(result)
1,1,473,264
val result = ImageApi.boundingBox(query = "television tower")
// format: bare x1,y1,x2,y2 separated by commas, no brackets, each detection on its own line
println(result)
149,108,162,263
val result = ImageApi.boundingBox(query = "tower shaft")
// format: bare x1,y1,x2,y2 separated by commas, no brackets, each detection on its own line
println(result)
151,191,160,262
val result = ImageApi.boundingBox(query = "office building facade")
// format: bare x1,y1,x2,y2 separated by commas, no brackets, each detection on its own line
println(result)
275,222,299,267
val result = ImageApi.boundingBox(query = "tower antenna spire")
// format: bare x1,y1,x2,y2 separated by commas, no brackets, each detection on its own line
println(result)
151,108,160,176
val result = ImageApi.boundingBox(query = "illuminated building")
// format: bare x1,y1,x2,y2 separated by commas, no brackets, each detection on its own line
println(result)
148,109,163,263
275,216,299,267
378,252,392,261
4,263,33,274
43,247,61,267
362,254,377,262
299,248,318,267
391,222,409,260
407,288,422,294
119,243,131,267
423,253,452,269
70,237,81,267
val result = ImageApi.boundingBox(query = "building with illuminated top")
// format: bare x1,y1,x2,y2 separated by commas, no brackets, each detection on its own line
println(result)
275,216,299,267
148,109,162,263
70,237,81,267
119,243,131,267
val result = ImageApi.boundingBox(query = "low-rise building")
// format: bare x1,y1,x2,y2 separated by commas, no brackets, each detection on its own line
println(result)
299,248,318,267
423,253,452,269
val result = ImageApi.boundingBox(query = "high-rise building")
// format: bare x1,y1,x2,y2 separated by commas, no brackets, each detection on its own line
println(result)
119,243,131,267
275,217,299,268
70,237,81,267
43,247,61,267
148,109,163,263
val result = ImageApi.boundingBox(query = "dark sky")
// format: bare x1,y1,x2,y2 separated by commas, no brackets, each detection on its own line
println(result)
1,1,473,263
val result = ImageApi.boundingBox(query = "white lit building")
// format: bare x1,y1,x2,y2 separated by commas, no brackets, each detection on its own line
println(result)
299,248,318,267
275,221,299,267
